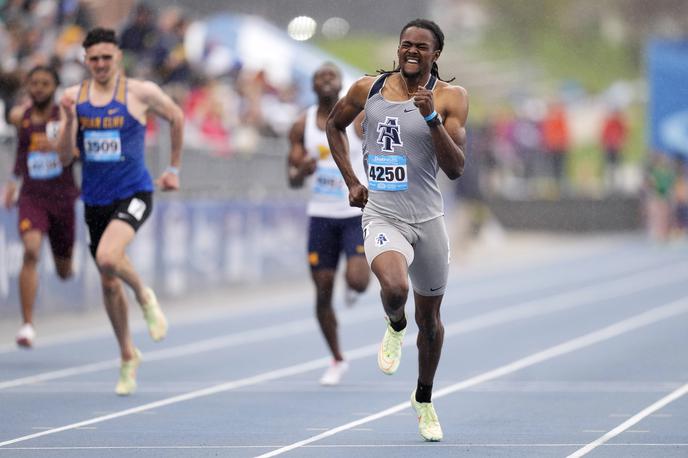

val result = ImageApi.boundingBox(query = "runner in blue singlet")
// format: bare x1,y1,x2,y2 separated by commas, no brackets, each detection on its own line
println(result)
57,28,185,396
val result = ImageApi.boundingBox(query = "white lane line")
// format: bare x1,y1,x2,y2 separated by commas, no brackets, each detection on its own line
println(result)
0,327,112,355
0,445,276,450
0,357,329,448
3,260,686,392
432,261,688,348
254,297,688,458
2,296,686,448
453,251,672,304
301,443,688,448
0,245,667,355
0,359,119,391
2,444,688,450
0,290,313,355
568,382,688,457
0,318,318,390
468,380,681,393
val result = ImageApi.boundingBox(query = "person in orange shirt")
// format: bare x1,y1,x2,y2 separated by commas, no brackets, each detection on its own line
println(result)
541,102,569,193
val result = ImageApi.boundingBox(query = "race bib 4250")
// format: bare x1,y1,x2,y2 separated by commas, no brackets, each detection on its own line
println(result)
368,154,408,191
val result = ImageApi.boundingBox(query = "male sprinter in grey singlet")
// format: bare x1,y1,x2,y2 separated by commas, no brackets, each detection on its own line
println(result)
326,19,467,441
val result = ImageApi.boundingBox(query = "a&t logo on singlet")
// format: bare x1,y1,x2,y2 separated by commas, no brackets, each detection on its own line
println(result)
375,232,389,247
376,116,403,152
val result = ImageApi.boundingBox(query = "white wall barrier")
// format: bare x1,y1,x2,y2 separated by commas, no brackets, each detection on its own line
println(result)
0,200,308,316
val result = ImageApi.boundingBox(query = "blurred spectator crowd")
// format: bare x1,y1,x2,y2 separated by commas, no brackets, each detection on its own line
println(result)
644,153,688,242
2,0,654,210
463,100,633,201
0,0,301,156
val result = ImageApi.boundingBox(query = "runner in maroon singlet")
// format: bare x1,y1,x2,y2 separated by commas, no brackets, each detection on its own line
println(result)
2,65,79,348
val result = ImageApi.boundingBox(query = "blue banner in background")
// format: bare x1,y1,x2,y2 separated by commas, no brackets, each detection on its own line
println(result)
647,39,688,157
0,200,308,316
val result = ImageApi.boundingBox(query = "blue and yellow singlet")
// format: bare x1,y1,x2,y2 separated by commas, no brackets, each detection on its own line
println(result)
76,76,153,205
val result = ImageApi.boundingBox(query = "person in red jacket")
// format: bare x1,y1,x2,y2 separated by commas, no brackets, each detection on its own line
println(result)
601,109,628,193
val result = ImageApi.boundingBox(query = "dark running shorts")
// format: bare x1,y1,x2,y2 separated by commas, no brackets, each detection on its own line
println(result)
307,215,365,270
84,191,153,258
17,193,76,259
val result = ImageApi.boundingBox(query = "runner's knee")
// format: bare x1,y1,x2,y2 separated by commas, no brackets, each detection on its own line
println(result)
379,276,409,306
345,270,369,293
56,264,73,280
22,248,40,267
95,250,119,275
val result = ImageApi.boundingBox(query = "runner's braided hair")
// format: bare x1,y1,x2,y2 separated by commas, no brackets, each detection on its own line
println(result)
376,18,455,83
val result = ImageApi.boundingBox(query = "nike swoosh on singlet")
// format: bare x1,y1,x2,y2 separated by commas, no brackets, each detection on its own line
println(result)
404,108,417,112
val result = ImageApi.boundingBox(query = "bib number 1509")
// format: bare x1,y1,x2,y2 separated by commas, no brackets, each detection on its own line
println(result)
84,130,122,162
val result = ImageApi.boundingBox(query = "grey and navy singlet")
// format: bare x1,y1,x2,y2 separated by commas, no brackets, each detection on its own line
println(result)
362,72,443,224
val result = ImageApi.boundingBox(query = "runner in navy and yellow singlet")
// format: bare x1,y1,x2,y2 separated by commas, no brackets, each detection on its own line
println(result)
287,63,370,386
326,19,468,441
57,28,184,396
2,65,79,348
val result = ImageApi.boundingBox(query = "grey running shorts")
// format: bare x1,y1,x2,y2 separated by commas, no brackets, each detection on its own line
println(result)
362,213,450,296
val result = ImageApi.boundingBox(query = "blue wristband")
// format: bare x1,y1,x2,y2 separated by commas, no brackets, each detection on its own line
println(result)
423,111,438,122
165,166,180,175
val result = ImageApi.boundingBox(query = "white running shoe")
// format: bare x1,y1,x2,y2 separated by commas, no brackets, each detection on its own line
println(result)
15,323,35,348
115,348,142,396
319,360,349,386
377,317,406,375
141,287,167,342
344,286,361,307
411,390,443,441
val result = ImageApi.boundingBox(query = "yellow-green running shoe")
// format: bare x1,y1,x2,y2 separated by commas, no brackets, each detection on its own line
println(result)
115,348,142,396
411,390,443,441
141,287,167,342
377,317,406,375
